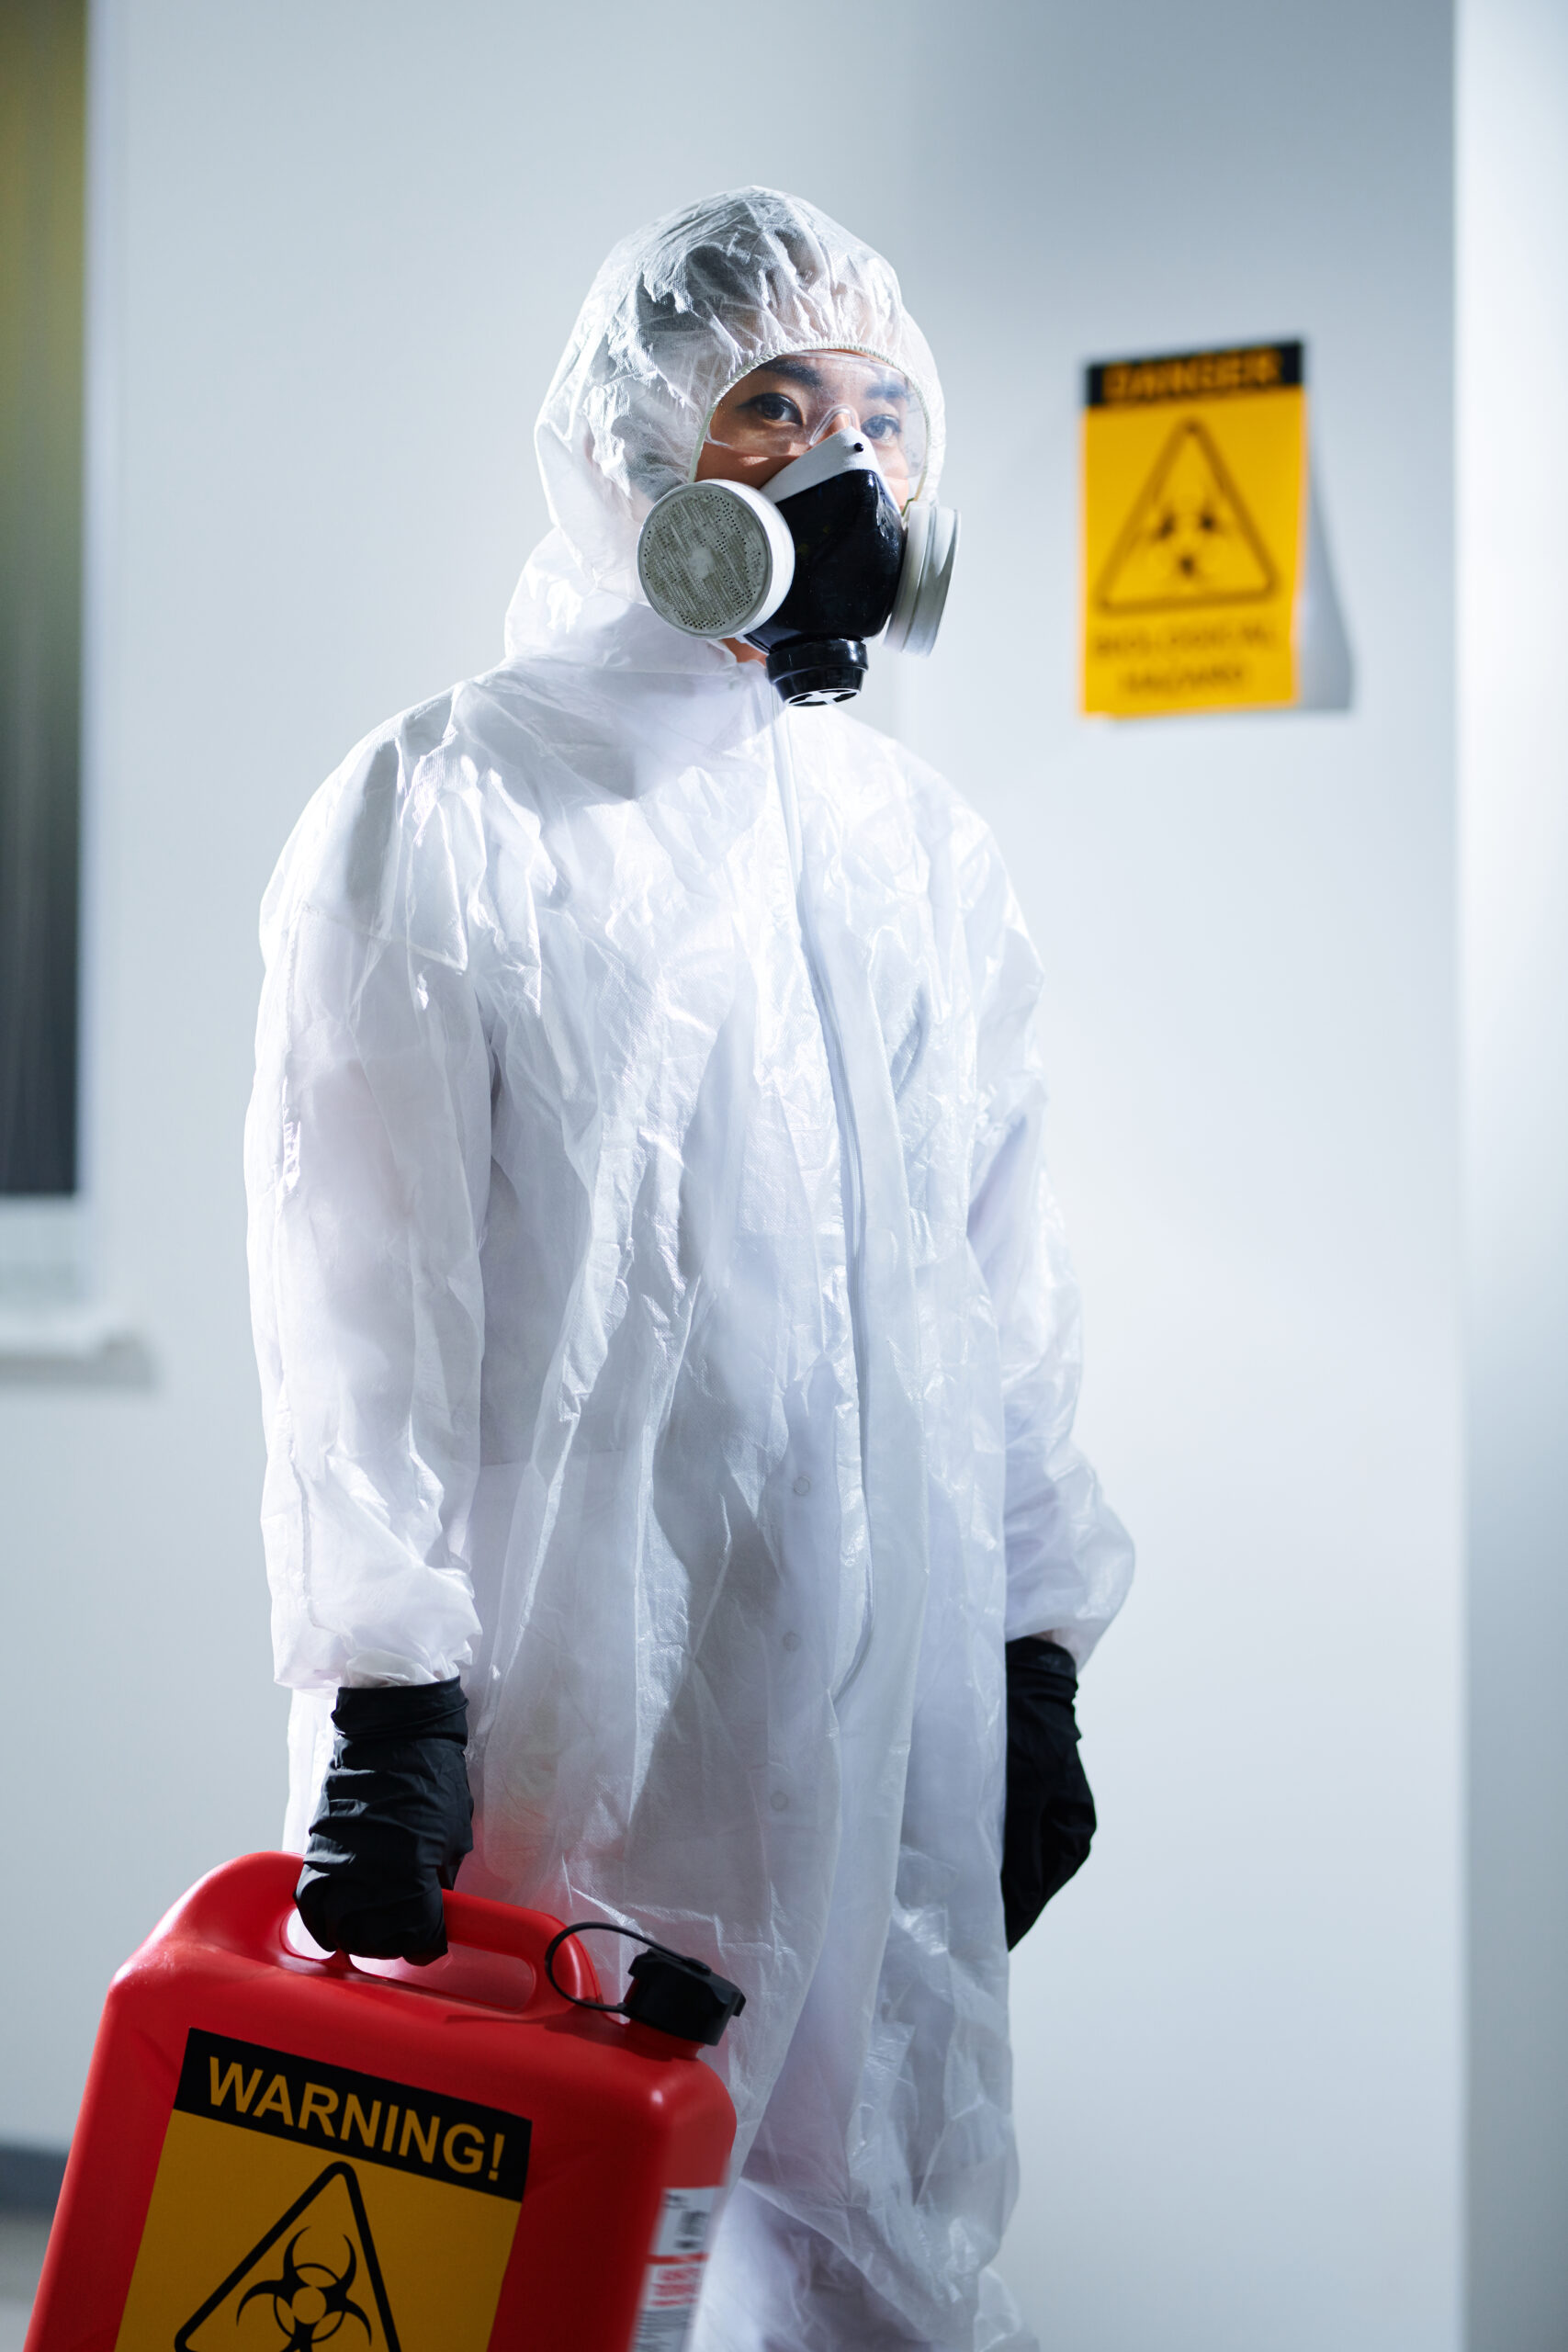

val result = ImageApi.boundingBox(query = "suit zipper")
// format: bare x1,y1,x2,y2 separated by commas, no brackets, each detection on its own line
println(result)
773,713,875,1702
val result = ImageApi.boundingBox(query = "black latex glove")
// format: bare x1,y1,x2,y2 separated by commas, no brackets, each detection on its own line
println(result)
1001,1638,1096,1949
295,1677,473,1963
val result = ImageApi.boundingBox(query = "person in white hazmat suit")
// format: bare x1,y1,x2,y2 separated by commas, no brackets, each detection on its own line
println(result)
246,187,1133,2352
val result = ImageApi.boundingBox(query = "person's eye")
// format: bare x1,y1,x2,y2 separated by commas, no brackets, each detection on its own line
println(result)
863,413,904,442
746,391,805,425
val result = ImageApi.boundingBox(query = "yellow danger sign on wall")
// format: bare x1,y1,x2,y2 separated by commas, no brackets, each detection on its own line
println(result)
114,2030,529,2351
1081,341,1307,718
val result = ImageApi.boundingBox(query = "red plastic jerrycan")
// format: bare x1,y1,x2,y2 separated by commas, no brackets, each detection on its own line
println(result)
29,1852,738,2352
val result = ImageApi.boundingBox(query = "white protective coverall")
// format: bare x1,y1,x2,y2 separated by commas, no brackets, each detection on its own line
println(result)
247,187,1133,2352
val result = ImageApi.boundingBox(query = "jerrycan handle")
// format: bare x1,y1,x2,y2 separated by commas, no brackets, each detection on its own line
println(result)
439,1888,603,2007
164,1858,603,2015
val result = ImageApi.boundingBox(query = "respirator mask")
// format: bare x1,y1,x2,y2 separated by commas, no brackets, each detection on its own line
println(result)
636,353,959,706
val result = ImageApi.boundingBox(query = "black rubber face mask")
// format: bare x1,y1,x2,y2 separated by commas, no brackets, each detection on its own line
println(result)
635,430,959,707
742,453,908,704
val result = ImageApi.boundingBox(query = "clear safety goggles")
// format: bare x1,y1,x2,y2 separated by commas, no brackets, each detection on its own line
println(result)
699,350,929,506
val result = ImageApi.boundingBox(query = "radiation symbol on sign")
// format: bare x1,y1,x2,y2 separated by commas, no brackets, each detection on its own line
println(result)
1094,418,1277,612
175,2163,400,2352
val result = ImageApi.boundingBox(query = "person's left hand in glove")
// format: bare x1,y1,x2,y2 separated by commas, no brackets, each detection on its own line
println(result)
1001,1636,1096,1949
295,1677,473,1963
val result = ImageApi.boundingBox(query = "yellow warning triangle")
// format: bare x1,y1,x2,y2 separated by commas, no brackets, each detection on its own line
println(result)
175,2160,400,2352
1095,419,1276,612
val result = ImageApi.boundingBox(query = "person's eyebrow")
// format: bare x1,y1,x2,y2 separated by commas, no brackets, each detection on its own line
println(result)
748,356,828,394
739,356,911,409
742,355,911,416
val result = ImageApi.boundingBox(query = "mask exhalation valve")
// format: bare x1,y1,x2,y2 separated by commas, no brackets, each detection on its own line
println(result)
764,637,867,705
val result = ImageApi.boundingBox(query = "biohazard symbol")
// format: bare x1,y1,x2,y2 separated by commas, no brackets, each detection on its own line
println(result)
1095,419,1276,612
238,2230,370,2347
175,2163,400,2352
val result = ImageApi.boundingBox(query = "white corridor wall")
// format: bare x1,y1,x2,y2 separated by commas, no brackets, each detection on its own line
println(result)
0,6,1464,2348
1460,1,1568,2345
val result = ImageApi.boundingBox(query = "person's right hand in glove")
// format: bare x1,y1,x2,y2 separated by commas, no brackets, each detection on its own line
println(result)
1000,1636,1097,1949
295,1677,473,1963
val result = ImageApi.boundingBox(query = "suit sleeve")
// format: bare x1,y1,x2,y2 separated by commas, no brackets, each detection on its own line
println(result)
245,766,491,1691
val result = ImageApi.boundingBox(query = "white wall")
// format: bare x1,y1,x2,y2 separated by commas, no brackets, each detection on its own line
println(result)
1459,3,1568,2345
951,11,1461,2348
0,5,1463,2346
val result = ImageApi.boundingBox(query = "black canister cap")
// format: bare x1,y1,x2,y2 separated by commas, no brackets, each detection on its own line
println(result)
544,1920,748,2047
625,1948,747,2047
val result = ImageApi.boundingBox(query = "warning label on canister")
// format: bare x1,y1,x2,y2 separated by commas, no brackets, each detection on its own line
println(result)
113,2030,529,2351
1080,340,1306,718
628,2188,719,2350
634,2257,708,2352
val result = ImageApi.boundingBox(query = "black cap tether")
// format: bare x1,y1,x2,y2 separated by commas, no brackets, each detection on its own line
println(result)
543,1921,747,2048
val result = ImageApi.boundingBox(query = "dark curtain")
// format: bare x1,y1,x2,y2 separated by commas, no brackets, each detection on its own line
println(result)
0,0,85,1194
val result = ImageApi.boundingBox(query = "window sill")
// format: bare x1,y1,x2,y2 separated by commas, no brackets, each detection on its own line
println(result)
0,1304,153,1387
